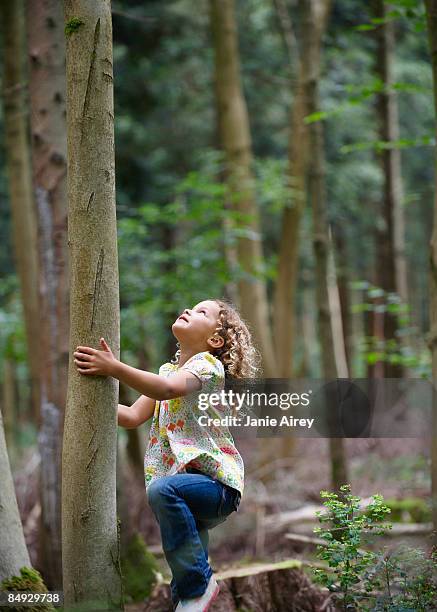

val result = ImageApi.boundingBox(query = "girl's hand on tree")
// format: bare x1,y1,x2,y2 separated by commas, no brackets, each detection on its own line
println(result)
73,338,117,377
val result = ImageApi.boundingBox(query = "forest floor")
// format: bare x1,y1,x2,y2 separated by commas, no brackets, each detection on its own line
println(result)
12,433,432,589
141,436,429,567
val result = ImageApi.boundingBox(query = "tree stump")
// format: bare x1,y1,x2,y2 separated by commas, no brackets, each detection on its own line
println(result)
140,560,326,611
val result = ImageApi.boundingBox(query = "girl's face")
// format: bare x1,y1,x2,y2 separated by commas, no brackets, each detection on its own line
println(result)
172,300,223,350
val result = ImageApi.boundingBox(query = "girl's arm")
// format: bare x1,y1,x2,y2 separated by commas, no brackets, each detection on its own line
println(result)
117,404,136,428
117,395,156,428
112,361,201,400
73,338,202,399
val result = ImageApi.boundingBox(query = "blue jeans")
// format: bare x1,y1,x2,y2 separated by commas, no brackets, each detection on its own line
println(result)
146,467,241,607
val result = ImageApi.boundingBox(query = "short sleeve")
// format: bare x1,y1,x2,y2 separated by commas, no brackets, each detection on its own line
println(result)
180,351,224,394
159,362,176,377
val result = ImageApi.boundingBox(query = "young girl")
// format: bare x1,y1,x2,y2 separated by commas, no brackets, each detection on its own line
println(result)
73,298,259,611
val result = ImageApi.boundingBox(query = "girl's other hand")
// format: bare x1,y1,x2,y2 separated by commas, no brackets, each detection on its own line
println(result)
73,338,117,377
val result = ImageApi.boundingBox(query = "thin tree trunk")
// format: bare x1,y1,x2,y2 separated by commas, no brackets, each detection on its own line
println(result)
299,279,314,377
364,199,382,379
161,225,180,362
222,182,240,306
272,0,310,379
209,0,276,376
352,289,365,376
25,0,68,589
331,221,353,373
272,0,332,380
424,0,437,547
269,0,333,466
1,0,41,423
327,225,349,378
62,1,123,608
373,0,407,378
0,407,31,582
367,291,386,379
304,0,348,492
211,103,239,306
273,69,307,379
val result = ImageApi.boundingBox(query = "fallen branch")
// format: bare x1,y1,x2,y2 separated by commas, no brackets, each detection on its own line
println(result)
262,498,431,534
300,522,434,536
284,533,326,546
382,522,433,535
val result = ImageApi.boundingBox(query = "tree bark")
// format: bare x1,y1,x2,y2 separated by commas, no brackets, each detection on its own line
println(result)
0,0,41,423
299,278,314,377
62,1,123,609
424,0,437,548
25,0,69,590
372,0,408,378
209,0,276,376
327,225,349,378
331,221,353,373
0,407,32,583
303,0,348,492
272,0,333,381
273,64,308,379
272,0,310,380
366,242,386,379
267,0,334,469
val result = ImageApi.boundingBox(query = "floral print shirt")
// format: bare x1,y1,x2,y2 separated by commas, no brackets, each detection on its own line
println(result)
144,351,244,497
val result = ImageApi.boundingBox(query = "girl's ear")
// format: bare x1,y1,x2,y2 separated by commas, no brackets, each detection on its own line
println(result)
208,334,224,349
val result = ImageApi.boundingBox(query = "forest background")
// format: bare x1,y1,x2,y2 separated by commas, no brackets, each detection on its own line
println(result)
0,0,436,610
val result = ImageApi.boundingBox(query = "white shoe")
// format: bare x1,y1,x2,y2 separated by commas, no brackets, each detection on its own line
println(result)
175,575,220,611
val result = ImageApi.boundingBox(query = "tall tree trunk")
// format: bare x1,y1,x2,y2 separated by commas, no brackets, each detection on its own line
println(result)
161,225,180,362
304,0,348,492
366,217,386,380
331,221,353,373
221,179,240,306
272,0,310,379
1,0,41,422
373,0,408,378
299,278,314,377
62,1,123,609
211,91,239,306
0,407,31,583
25,0,68,589
273,66,307,379
366,290,386,379
327,225,349,378
269,0,333,466
209,0,276,376
272,0,333,380
424,0,437,547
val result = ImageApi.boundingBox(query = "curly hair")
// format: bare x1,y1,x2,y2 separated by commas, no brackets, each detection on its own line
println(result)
210,298,261,378
171,298,262,378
